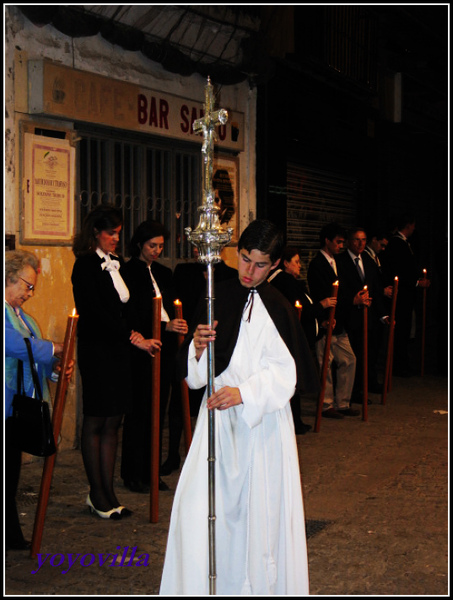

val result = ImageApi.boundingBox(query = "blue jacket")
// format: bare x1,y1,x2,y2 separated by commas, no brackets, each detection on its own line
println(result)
5,304,56,419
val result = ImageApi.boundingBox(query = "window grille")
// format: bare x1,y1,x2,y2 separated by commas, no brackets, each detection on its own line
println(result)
76,127,201,267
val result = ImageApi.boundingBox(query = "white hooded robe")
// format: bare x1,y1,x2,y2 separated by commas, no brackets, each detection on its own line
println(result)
160,292,309,595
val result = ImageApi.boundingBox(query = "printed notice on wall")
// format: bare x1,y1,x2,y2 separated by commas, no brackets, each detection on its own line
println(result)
22,133,75,244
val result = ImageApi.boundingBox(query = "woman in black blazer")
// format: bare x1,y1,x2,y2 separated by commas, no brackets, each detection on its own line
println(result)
270,247,336,349
269,246,335,433
120,220,188,492
72,205,136,520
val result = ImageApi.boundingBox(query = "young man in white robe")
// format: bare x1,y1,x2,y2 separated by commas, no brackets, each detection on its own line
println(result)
160,220,319,595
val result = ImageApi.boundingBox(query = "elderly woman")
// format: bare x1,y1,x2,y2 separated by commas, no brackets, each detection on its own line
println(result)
5,250,64,550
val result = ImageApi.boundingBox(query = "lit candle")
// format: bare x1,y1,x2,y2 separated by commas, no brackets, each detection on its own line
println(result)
330,280,339,322
382,276,399,404
295,300,302,319
362,287,369,421
31,308,79,558
316,280,339,433
421,271,427,376
52,308,79,426
174,298,183,320
173,298,193,453
174,299,185,346
390,278,398,318
150,294,162,523
332,280,339,298
59,309,79,379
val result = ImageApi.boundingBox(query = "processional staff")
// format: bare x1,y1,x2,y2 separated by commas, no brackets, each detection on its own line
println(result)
186,77,232,595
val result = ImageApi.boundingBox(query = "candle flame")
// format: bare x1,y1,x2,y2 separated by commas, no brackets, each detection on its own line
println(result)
174,299,182,305
295,300,302,308
71,308,78,317
363,285,368,291
333,280,339,286
395,276,398,281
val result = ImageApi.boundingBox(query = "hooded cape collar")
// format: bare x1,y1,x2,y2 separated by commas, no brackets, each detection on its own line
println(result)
177,277,319,395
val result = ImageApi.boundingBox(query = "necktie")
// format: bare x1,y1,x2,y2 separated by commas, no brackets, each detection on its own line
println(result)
355,257,365,282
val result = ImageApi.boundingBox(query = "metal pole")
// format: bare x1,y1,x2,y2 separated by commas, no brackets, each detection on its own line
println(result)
206,262,216,595
186,77,232,595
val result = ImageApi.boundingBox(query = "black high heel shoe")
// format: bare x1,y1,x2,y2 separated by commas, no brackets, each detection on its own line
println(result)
86,495,122,520
115,505,133,517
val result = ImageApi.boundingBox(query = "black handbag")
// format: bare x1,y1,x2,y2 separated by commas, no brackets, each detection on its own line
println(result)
12,338,56,457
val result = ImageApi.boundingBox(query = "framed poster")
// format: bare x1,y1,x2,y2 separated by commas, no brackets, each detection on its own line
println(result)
212,154,239,245
21,132,75,245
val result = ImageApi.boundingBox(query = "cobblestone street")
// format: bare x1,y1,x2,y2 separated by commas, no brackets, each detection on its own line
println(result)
5,373,448,596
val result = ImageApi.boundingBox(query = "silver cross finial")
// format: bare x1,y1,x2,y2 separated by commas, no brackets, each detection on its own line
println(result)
186,77,232,264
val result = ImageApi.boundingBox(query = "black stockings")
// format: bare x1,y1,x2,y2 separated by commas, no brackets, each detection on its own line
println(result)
81,415,123,511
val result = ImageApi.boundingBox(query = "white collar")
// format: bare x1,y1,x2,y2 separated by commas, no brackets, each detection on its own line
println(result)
96,248,118,260
320,249,335,264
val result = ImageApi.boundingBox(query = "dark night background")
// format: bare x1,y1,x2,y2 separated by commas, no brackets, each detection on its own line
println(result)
16,5,450,373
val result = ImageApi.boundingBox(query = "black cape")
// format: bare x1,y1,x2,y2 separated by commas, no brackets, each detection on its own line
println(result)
177,277,320,396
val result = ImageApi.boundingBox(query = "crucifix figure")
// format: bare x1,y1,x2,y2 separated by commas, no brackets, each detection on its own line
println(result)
193,76,229,212
187,77,232,264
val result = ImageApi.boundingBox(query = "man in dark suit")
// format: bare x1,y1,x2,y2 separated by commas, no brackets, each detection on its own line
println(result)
336,227,389,400
364,230,394,297
307,223,358,419
379,213,430,376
